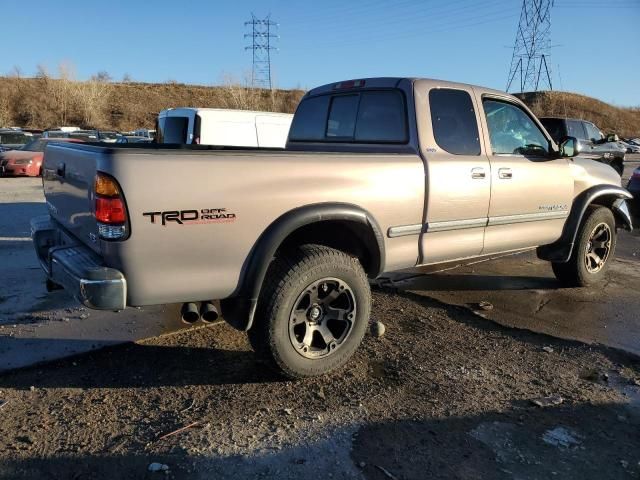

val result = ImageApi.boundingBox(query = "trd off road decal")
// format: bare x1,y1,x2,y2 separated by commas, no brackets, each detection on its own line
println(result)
143,208,236,226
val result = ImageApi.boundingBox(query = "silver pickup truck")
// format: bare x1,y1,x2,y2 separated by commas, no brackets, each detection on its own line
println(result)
32,77,633,379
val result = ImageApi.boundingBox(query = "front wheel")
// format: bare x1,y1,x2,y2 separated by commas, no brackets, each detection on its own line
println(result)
248,244,371,379
552,206,616,287
611,160,624,177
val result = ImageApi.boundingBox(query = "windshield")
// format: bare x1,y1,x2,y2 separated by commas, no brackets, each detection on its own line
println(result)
0,133,30,145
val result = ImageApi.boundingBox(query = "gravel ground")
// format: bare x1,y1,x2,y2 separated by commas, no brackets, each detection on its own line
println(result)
0,289,638,479
0,158,638,479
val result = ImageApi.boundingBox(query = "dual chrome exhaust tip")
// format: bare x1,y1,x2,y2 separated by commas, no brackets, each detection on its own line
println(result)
181,301,219,324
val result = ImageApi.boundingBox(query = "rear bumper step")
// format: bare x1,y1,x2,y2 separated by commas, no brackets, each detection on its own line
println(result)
31,215,127,311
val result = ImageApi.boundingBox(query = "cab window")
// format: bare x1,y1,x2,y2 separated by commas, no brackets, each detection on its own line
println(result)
566,120,586,140
429,88,480,155
289,90,407,143
483,99,549,156
583,122,603,142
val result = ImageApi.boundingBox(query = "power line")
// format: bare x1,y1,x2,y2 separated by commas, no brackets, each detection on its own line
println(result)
244,14,279,90
506,0,554,93
316,8,518,50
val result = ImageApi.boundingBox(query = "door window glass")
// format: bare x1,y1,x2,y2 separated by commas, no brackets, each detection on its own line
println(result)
583,122,603,142
483,99,549,156
566,120,586,139
429,89,480,155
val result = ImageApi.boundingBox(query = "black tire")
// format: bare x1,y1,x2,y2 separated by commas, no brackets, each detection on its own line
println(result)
552,206,616,287
611,160,624,177
248,244,371,379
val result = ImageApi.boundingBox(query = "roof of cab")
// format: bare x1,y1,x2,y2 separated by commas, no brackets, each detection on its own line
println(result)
306,77,512,100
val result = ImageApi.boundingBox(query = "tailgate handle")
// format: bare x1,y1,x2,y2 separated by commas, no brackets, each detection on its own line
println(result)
56,162,66,178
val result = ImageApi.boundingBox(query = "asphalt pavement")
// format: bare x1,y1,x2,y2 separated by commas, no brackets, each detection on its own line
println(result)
0,178,191,371
388,156,640,355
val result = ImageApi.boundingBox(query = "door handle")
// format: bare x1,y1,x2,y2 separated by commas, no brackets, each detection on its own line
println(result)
498,168,512,179
471,167,486,179
56,162,66,178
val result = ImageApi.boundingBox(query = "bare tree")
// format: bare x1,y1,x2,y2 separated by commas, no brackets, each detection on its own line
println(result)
35,64,49,79
122,73,132,83
77,78,110,126
8,65,23,78
93,71,112,83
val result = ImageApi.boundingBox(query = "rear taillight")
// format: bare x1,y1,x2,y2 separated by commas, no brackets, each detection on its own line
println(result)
94,172,128,240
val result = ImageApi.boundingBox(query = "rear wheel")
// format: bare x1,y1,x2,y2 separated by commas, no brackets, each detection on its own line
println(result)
552,206,616,287
248,244,371,379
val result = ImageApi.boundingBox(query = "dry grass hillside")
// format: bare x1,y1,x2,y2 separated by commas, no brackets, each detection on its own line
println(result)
517,91,640,138
0,76,305,131
0,75,638,138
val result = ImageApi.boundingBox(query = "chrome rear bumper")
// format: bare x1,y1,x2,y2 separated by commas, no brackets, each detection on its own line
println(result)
31,215,127,311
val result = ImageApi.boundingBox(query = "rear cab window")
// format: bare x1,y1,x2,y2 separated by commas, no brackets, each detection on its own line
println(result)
289,90,407,144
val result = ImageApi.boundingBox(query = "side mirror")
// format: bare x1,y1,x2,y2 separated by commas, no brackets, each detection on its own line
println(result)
606,133,619,142
559,136,580,158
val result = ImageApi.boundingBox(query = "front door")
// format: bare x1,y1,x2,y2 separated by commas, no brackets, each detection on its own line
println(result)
478,96,573,255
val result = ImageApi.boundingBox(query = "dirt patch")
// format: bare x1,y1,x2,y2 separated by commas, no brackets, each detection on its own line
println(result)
0,290,638,479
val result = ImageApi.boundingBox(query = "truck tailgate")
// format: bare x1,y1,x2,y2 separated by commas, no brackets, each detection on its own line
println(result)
42,143,100,253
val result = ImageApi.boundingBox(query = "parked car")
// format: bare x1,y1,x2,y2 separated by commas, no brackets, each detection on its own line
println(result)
32,77,633,379
0,138,84,177
22,128,44,136
0,130,32,151
97,131,121,143
116,136,153,144
156,108,293,148
43,130,98,141
627,167,640,218
621,141,640,154
539,117,626,175
134,129,156,140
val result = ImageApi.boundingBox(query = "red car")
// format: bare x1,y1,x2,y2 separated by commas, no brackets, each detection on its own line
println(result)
0,138,84,177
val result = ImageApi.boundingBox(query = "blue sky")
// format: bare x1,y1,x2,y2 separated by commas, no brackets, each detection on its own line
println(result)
2,0,638,105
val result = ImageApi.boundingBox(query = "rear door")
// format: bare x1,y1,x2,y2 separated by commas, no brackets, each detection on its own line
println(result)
157,110,194,144
478,95,572,254
416,83,491,264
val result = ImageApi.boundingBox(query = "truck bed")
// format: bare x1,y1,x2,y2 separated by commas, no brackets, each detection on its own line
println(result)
41,141,425,306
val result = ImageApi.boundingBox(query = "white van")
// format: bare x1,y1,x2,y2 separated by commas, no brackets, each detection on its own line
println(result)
156,108,293,148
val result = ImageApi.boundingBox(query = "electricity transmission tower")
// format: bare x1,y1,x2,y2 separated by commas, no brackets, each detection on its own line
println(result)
506,0,554,93
244,14,279,89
